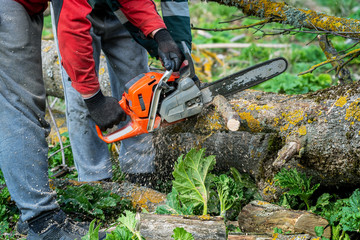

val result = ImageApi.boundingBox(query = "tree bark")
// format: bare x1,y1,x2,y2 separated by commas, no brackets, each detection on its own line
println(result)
207,0,360,40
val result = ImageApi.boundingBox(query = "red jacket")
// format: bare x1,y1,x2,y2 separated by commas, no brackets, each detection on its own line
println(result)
15,0,166,95
14,0,48,15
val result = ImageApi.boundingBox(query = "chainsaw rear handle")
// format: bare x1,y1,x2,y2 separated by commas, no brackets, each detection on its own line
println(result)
96,97,161,144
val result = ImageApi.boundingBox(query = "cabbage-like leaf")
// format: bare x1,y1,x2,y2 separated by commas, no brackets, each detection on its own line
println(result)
172,148,215,215
171,227,194,240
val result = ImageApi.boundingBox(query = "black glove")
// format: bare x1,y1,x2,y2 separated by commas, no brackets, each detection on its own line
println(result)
154,29,184,71
84,91,126,131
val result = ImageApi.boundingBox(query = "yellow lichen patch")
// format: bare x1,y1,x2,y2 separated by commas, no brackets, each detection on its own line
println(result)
99,67,105,75
43,46,52,53
345,98,360,122
335,96,348,107
239,112,262,132
129,186,166,211
273,117,280,127
247,103,274,112
263,185,277,196
280,123,289,132
207,112,224,131
197,215,211,220
298,125,307,136
281,109,305,126
256,200,270,205
48,126,68,145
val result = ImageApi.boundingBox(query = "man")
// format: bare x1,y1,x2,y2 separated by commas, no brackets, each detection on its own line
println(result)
1,0,183,239
51,0,192,184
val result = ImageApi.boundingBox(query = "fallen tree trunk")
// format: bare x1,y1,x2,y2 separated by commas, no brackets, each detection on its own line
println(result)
42,40,113,98
152,81,360,200
139,214,226,240
42,40,360,200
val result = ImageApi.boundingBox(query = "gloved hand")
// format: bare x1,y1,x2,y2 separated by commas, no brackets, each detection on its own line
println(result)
84,90,126,131
154,29,184,71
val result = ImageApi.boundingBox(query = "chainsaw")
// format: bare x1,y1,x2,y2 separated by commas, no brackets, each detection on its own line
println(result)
96,43,288,143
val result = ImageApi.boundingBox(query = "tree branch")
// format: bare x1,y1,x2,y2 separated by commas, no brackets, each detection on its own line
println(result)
207,0,360,40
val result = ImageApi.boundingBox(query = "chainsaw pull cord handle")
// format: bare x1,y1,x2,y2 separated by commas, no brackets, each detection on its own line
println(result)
147,69,173,132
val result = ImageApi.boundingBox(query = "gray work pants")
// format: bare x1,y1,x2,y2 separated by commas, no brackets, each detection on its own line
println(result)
0,0,59,222
53,8,156,181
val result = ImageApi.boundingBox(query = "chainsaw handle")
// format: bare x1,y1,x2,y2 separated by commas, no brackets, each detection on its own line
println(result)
96,97,161,143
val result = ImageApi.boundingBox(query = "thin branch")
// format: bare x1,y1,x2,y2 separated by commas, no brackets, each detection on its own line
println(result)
191,19,271,32
48,145,71,159
218,15,247,24
340,41,360,54
46,97,66,166
271,28,360,39
298,48,360,75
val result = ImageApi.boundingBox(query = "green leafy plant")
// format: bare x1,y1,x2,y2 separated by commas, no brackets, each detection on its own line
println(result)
331,224,351,240
310,193,332,214
273,227,283,234
56,184,132,222
114,210,142,240
274,168,320,210
171,227,194,240
314,226,330,240
254,73,332,95
48,132,74,168
155,188,194,215
332,189,360,233
172,148,216,215
0,171,19,237
81,220,102,240
214,174,243,217
105,225,134,240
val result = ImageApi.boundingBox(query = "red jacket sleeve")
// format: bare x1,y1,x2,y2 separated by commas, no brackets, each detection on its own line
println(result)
119,0,166,36
57,0,166,96
57,0,99,95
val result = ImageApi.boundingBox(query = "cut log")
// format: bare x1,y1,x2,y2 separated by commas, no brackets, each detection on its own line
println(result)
237,201,331,238
212,95,240,131
139,213,226,240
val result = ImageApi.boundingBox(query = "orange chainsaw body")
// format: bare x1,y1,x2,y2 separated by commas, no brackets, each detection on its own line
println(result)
96,72,178,143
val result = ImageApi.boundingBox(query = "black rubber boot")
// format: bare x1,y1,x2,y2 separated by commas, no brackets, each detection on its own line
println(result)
26,210,106,240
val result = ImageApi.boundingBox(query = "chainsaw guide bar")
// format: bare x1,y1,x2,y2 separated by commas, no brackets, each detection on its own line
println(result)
200,57,288,104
